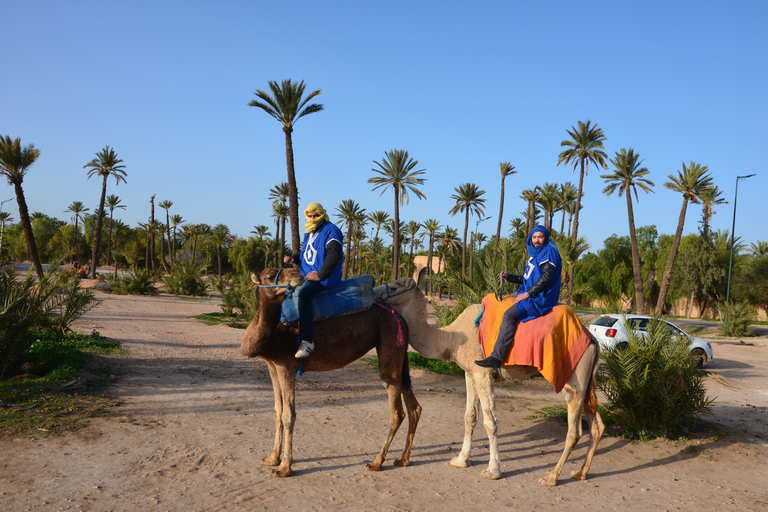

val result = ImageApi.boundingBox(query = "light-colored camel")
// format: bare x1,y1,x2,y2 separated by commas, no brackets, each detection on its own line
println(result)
240,267,421,477
373,277,604,486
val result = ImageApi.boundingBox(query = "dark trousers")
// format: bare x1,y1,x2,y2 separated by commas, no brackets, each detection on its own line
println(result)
490,303,519,361
297,280,326,341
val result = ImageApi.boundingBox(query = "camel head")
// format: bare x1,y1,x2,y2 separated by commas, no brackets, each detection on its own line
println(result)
373,277,426,317
250,267,304,300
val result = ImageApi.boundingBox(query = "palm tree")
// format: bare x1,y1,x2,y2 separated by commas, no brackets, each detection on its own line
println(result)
449,182,486,276
601,148,655,313
209,224,233,279
0,211,13,261
494,162,517,251
558,181,578,234
421,218,441,296
368,149,427,280
335,199,366,279
251,225,271,241
656,162,714,312
170,214,184,262
272,202,289,267
110,219,127,277
64,201,90,263
367,210,390,241
268,182,292,264
249,80,323,254
105,194,126,268
0,135,44,279
536,182,560,231
556,119,609,244
749,241,768,258
159,200,173,269
148,195,157,272
436,226,460,299
699,185,727,235
84,146,127,278
520,188,540,235
404,220,422,278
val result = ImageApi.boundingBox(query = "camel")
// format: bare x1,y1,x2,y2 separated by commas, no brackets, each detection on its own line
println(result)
240,267,421,477
373,277,604,486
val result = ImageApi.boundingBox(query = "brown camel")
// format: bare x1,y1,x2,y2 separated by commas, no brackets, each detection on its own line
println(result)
373,277,604,486
240,267,421,477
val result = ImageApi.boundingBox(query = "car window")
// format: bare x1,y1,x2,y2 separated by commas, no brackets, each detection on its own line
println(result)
664,322,683,336
629,318,650,331
593,316,617,327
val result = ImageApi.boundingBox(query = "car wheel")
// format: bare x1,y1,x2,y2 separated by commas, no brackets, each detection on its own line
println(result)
617,342,629,351
691,348,707,368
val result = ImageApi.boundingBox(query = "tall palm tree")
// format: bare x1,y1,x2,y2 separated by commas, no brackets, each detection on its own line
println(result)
495,162,517,251
367,210,390,242
249,80,323,254
148,195,157,272
158,200,173,269
520,188,540,235
404,220,422,278
105,194,125,268
335,199,366,279
110,219,127,277
170,214,184,261
0,211,12,260
251,225,271,241
0,135,44,279
209,224,233,279
368,149,427,280
421,218,441,296
601,148,655,313
558,181,578,234
84,146,127,278
556,119,609,244
268,182,292,264
656,162,714,312
436,226,460,299
272,202,289,267
536,182,560,231
449,182,486,276
349,227,368,275
699,185,727,235
64,201,90,263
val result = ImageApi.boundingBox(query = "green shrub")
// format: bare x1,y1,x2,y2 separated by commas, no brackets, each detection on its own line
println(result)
216,273,258,319
110,268,157,295
597,317,713,439
163,262,208,296
720,301,755,337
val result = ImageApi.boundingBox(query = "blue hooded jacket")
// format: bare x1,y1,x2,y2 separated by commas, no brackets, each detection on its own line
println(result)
516,225,562,322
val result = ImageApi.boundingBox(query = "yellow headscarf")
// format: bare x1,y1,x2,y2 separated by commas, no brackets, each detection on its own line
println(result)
304,202,330,232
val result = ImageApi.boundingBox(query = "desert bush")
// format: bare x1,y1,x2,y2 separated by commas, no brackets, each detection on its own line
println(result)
110,268,157,295
720,301,755,337
598,318,713,439
50,281,101,332
216,273,258,319
163,262,207,296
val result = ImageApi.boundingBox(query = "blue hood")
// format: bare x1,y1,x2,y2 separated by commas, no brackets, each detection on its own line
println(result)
527,225,552,258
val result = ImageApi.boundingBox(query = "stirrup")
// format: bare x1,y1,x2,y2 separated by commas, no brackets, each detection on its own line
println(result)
295,340,314,358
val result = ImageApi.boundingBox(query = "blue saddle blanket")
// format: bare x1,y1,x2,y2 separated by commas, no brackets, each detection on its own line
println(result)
280,274,376,323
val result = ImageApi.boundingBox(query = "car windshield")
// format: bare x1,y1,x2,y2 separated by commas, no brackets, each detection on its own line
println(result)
593,316,618,327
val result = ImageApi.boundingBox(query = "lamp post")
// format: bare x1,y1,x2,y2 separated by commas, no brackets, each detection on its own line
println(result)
0,197,13,262
726,174,756,303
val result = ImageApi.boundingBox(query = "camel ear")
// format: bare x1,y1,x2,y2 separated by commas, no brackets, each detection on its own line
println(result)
250,273,260,285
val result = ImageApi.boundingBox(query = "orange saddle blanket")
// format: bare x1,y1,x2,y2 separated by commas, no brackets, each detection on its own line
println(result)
477,294,592,393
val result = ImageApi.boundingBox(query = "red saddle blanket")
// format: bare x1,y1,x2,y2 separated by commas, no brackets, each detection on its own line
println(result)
477,294,592,393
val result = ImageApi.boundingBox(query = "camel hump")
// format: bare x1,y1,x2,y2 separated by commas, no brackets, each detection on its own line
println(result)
281,274,377,323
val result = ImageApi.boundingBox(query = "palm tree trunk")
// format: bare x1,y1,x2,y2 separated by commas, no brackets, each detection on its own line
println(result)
343,225,352,279
283,127,301,254
217,246,223,279
393,193,400,280
495,178,505,251
90,176,108,279
13,182,44,280
626,192,644,313
73,218,79,264
165,212,172,270
656,198,689,312
426,235,434,297
461,210,469,276
106,212,113,267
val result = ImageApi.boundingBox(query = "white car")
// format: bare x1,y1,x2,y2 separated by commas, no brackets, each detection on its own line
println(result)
588,314,714,367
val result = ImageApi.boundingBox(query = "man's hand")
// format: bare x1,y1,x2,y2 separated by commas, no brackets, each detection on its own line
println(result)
500,271,508,280
305,271,321,281
283,256,293,265
515,292,529,303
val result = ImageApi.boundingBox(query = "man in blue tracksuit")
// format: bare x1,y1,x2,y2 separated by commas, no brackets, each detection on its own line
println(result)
475,225,562,368
283,202,344,358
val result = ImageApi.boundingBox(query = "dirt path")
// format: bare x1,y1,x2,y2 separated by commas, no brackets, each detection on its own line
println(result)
2,291,767,511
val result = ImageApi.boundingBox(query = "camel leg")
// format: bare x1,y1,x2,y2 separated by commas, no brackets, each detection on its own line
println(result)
475,370,501,480
393,386,422,467
539,384,582,487
366,379,405,471
272,365,296,477
450,372,479,469
262,362,283,467
571,360,605,480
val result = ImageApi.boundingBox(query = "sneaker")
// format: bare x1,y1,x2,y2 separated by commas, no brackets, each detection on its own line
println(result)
295,340,315,359
475,356,501,368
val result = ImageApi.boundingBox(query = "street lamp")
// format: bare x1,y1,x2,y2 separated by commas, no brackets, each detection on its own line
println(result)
726,174,756,303
0,197,14,262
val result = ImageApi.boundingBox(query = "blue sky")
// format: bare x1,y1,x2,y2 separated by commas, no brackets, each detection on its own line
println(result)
3,0,766,255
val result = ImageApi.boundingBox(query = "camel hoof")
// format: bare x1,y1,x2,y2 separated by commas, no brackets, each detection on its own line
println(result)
571,469,587,480
262,455,280,466
393,458,409,467
449,456,470,469
272,467,292,478
538,476,558,487
365,463,382,472
481,469,502,480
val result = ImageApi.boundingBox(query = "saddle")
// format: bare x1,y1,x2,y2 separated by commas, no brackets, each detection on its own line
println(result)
280,274,376,324
476,293,593,392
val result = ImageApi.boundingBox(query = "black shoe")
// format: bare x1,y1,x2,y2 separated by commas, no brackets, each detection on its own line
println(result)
475,356,501,368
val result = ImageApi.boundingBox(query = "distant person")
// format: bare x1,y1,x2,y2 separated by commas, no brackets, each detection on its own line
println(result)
475,225,562,368
283,202,343,358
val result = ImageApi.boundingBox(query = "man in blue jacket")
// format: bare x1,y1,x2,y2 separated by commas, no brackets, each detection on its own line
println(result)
475,225,562,368
283,202,344,358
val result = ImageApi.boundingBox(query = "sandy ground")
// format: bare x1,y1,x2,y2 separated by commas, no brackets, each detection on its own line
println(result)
2,290,768,511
